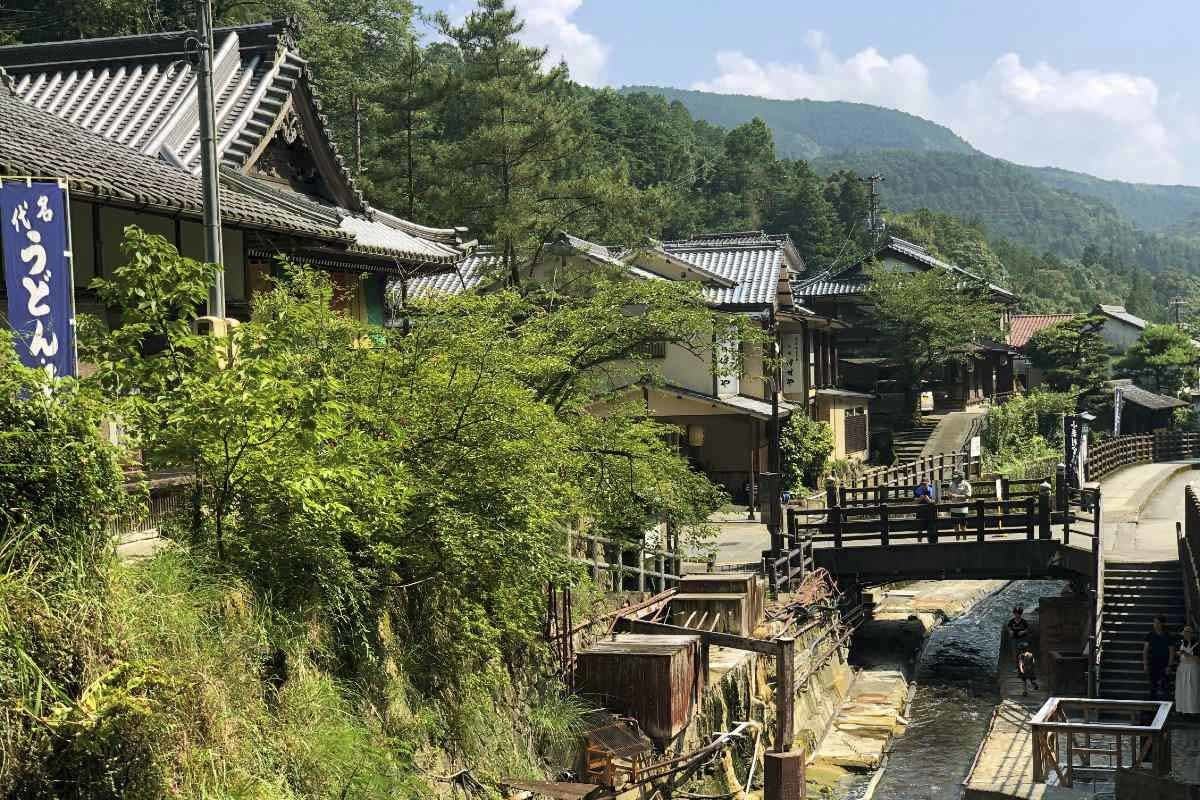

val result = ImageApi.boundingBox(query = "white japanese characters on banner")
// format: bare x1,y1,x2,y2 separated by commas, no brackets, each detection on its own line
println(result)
1,179,76,379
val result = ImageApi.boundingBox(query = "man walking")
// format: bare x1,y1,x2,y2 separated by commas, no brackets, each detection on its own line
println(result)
1143,615,1176,701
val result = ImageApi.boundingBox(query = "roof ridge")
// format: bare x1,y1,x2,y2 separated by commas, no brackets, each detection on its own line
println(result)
0,19,295,68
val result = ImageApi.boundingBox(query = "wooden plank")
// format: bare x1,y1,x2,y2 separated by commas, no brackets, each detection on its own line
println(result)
615,618,780,656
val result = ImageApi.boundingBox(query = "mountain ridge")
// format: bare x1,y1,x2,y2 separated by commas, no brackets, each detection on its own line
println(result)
623,85,1200,239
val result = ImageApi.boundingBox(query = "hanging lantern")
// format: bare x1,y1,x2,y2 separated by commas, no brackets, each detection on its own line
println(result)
687,424,706,447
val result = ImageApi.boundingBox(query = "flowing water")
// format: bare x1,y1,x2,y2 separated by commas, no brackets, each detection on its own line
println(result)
841,580,1067,800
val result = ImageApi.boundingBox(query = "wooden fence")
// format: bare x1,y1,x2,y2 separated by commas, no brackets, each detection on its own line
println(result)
572,530,684,592
107,472,194,539
1084,430,1200,482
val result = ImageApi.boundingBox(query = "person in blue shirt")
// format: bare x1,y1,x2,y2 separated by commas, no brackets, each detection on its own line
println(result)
914,477,937,542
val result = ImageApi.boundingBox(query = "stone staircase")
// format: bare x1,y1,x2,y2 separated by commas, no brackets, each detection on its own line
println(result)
1098,561,1187,700
890,414,943,464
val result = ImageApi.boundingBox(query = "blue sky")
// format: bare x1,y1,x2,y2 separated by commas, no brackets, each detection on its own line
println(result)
419,1,1200,186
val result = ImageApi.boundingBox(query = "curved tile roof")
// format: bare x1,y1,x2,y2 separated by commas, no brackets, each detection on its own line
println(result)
397,250,492,301
661,232,789,306
0,89,347,242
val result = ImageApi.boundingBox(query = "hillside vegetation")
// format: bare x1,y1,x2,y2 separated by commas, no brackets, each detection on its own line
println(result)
620,85,976,159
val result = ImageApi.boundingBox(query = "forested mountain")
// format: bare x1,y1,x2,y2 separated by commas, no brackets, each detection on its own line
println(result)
621,85,976,159
810,149,1200,274
1031,166,1200,233
635,86,1200,269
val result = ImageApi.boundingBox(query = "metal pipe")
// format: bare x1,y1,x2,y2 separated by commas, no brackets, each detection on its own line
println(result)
194,0,225,316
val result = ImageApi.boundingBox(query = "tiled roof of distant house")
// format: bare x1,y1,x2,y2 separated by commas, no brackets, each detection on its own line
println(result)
1007,314,1076,349
795,236,1017,303
1110,380,1188,410
1095,304,1148,330
659,231,798,307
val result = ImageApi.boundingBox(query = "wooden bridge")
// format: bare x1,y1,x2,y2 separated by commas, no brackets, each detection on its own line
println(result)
769,477,1101,588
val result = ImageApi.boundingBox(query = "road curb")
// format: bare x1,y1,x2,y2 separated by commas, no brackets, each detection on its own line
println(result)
1130,461,1199,521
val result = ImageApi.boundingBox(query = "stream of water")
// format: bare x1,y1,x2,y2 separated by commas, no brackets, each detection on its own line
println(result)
841,580,1067,800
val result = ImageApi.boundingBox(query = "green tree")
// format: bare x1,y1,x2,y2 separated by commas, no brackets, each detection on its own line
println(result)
434,0,641,285
864,266,1001,422
779,414,833,491
83,227,726,694
1118,323,1200,395
1024,314,1112,398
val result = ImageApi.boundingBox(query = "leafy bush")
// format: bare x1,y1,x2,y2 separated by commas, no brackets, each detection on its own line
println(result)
982,391,1074,477
780,415,833,491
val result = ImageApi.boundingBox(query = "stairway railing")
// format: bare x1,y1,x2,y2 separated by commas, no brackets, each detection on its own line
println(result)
1182,486,1200,629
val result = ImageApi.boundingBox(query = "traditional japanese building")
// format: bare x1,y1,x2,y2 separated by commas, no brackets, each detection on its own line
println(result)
0,20,468,322
795,236,1019,430
405,231,869,502
1006,313,1076,390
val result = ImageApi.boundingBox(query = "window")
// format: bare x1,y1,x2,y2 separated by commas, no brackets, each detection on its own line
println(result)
845,412,868,454
635,339,668,359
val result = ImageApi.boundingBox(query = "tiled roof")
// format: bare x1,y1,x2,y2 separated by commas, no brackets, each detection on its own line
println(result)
548,231,626,268
0,21,358,195
0,26,468,268
794,236,1016,302
0,89,347,242
1006,314,1075,349
660,232,792,307
1113,382,1188,411
397,250,492,301
1095,304,1148,331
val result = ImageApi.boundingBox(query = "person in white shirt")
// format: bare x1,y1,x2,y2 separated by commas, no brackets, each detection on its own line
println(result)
947,471,972,540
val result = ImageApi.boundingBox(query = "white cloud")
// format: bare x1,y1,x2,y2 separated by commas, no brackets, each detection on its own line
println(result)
513,0,608,86
433,0,609,86
692,32,1199,185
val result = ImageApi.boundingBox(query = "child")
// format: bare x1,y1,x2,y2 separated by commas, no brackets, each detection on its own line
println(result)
1017,643,1039,696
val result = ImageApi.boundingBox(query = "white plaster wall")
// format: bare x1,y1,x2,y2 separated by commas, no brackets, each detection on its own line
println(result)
1100,319,1142,353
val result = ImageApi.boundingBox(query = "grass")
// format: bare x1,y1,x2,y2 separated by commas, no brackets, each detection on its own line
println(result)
1,543,571,799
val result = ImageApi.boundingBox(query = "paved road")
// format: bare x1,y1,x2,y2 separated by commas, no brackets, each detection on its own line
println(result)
1102,461,1199,563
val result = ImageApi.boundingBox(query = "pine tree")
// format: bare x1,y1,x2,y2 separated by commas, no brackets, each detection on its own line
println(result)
370,41,456,220
436,0,637,286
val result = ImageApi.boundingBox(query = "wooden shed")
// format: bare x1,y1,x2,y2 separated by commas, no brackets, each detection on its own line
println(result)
575,634,704,745
677,572,765,629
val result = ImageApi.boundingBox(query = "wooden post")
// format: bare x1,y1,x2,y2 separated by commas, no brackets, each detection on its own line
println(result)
775,637,795,752
1038,482,1052,540
1055,462,1068,512
1025,497,1036,540
831,506,843,549
825,477,838,509
880,503,889,546
976,499,986,543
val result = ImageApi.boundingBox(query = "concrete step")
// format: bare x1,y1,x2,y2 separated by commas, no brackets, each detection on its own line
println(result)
1103,588,1185,600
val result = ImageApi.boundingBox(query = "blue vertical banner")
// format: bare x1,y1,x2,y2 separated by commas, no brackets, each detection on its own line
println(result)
1,179,76,379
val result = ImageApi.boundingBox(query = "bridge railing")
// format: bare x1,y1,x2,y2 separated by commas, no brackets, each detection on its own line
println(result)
1182,486,1200,630
836,475,1050,509
1084,429,1200,482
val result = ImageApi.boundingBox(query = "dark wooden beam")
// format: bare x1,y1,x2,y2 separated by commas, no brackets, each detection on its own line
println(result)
614,618,781,656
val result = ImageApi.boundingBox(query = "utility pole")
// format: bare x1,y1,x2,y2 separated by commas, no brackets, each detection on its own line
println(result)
765,309,783,556
1170,296,1184,327
859,173,885,241
192,0,225,317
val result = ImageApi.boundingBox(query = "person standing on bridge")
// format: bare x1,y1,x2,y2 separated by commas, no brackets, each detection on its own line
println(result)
947,471,973,540
914,477,937,543
1175,625,1199,716
1144,615,1176,701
